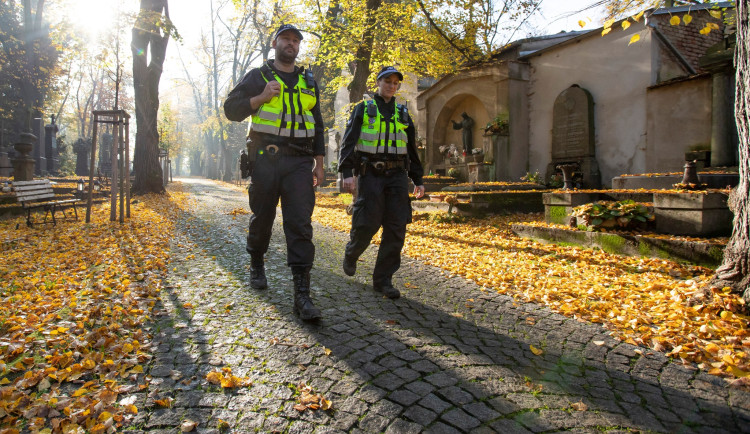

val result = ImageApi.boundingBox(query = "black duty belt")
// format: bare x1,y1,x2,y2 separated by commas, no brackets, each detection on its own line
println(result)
369,160,406,170
359,159,406,176
260,143,313,158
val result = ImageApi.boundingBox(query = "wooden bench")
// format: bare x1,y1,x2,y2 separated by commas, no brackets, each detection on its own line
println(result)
12,179,81,227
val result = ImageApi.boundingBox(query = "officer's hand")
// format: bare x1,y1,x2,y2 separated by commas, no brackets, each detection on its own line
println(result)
343,177,355,193
413,185,425,199
313,164,325,187
262,80,281,102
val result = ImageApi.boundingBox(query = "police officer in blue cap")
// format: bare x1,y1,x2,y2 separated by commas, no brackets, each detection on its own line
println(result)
339,66,425,299
224,24,325,321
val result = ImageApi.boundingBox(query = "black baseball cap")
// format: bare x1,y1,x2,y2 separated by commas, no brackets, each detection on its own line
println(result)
274,24,303,41
377,66,403,81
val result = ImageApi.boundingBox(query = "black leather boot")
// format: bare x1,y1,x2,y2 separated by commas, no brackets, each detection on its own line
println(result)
343,255,357,276
292,269,321,321
250,258,267,290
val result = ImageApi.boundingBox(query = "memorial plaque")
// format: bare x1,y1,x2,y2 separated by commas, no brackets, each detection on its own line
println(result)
551,85,594,160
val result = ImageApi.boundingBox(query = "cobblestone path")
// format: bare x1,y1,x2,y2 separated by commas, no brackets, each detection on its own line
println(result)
133,177,750,433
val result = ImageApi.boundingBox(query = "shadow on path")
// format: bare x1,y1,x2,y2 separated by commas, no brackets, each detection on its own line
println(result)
134,178,749,433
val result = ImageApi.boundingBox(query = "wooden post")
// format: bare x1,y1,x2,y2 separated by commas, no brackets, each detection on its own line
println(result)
110,116,119,221
118,116,125,223
86,117,98,223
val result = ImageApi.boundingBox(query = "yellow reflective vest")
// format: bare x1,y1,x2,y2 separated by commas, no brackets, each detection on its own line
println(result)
250,67,317,139
356,98,408,156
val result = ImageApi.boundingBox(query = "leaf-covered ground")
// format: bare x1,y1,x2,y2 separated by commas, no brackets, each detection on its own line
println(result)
313,193,750,381
0,191,183,433
1,182,748,432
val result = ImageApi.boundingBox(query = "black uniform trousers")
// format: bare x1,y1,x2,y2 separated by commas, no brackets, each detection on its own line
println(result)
345,169,412,287
246,152,315,269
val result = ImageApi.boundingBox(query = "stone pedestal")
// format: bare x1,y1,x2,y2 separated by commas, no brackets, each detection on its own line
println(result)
489,134,511,181
468,162,490,183
12,132,37,181
653,192,733,237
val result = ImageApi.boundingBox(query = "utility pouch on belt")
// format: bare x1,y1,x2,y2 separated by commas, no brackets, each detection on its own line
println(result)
240,150,251,179
245,139,258,163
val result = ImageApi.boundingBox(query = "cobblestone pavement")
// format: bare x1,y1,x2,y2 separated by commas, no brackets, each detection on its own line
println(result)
132,178,750,433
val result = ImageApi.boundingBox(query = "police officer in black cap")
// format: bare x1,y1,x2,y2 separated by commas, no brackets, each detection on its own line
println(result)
339,66,425,299
224,24,325,321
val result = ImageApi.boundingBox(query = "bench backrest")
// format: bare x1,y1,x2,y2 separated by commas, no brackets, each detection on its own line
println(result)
12,180,56,204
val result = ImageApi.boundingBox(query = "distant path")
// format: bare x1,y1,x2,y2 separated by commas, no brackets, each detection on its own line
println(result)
133,177,750,433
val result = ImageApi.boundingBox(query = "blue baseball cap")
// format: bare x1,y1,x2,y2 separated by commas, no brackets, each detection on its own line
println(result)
377,66,403,81
274,24,303,41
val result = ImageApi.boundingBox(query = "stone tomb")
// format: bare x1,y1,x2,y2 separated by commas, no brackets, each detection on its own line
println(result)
546,85,601,188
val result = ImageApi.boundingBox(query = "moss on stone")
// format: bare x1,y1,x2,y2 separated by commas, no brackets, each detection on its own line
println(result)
599,234,626,254
638,240,652,256
548,205,568,224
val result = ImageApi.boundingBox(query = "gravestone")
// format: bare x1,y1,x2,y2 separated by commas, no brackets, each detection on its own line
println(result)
74,138,90,176
33,117,46,175
45,116,59,174
546,85,601,188
0,147,11,177
98,133,113,177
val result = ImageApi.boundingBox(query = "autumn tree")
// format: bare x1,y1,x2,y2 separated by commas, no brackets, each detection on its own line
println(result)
310,0,543,103
131,0,174,194
0,0,60,144
177,0,288,181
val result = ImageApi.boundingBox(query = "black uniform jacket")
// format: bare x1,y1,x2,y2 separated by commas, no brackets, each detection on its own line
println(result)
338,94,423,186
223,60,325,156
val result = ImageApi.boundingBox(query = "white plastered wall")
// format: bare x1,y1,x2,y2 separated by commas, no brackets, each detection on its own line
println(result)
526,26,655,186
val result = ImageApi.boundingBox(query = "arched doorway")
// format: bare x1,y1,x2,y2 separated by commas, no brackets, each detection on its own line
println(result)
430,94,490,170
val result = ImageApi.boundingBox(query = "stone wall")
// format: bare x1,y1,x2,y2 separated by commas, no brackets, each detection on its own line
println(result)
646,75,712,173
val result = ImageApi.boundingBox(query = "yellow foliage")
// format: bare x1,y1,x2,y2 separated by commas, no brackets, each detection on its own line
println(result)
312,193,750,380
0,181,180,432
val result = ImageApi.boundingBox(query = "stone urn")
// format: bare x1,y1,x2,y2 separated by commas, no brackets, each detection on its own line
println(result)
14,132,36,156
472,153,484,163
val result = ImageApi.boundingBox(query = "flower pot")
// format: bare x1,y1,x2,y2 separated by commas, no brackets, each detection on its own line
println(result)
472,154,484,163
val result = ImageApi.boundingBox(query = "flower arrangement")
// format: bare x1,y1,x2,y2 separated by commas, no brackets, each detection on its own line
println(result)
471,148,483,155
571,200,654,231
485,114,509,136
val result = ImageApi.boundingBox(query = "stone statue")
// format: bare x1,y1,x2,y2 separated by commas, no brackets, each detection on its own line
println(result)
451,112,474,154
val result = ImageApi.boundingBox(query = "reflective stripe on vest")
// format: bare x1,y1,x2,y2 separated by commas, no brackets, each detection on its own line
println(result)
356,99,408,155
250,70,317,138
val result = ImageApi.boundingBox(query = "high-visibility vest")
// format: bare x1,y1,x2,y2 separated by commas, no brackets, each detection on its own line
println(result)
356,98,409,156
250,67,317,138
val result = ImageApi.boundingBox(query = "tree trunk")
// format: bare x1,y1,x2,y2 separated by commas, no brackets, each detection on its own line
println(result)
131,0,170,194
348,0,382,103
712,0,750,303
